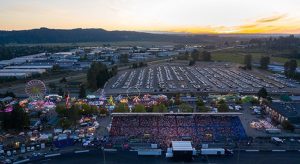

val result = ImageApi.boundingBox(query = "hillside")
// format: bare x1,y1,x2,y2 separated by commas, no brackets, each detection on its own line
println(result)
0,28,223,44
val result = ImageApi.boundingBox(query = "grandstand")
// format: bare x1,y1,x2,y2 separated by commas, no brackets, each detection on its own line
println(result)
109,113,247,149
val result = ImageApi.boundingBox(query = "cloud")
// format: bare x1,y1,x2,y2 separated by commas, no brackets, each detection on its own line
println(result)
256,14,287,23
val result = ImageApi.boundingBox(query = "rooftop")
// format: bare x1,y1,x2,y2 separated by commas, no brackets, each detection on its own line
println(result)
269,102,300,123
172,141,193,151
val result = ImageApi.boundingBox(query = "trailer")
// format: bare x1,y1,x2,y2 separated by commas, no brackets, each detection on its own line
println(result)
266,128,281,134
138,149,162,156
200,148,233,156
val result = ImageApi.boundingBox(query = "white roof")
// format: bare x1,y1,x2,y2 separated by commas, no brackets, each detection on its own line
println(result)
0,72,28,76
171,141,193,151
4,65,52,69
0,69,46,73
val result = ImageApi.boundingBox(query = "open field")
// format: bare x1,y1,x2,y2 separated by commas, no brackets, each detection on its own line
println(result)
212,51,300,65
211,48,300,65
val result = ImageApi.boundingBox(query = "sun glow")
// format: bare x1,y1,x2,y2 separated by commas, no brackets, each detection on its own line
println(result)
1,0,300,34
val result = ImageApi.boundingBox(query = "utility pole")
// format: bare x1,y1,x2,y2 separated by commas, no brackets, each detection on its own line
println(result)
236,141,240,164
102,147,106,164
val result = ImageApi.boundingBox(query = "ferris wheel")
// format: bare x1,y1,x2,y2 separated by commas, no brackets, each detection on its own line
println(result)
25,80,47,98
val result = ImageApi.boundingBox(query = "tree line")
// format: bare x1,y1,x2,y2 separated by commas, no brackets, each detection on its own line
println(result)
87,62,118,90
0,45,74,60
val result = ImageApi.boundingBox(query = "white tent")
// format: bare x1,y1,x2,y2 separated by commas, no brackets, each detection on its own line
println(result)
171,141,193,151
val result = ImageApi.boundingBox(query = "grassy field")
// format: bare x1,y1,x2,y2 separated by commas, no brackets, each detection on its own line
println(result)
212,48,300,65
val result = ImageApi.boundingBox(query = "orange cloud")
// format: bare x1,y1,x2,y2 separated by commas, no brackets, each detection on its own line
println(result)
256,14,287,23
167,14,300,34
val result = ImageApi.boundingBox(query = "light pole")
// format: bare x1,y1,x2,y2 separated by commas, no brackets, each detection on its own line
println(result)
236,141,240,164
101,147,106,164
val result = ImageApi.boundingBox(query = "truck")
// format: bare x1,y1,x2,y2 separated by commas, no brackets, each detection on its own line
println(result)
138,149,162,156
200,148,233,156
271,137,284,145
266,129,281,134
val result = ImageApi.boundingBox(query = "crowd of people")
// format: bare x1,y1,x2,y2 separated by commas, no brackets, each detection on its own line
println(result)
109,115,247,149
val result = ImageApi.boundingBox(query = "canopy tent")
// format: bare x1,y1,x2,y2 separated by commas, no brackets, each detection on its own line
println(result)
171,141,193,151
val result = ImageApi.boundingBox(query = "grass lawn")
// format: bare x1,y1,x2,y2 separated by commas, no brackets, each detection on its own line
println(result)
212,50,300,65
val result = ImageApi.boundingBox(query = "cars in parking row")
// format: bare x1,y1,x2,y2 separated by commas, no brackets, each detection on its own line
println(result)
122,70,136,89
146,68,154,89
111,72,128,89
107,64,297,93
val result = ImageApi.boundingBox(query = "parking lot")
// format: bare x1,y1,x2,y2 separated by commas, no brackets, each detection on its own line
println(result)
105,62,300,95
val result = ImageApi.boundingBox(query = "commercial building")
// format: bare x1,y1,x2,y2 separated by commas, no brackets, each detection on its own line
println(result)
265,102,300,124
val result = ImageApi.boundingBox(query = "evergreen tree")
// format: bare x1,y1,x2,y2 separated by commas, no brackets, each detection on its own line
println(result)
284,59,297,76
78,84,86,99
191,49,199,61
153,104,168,113
244,54,252,70
87,62,110,89
133,104,146,113
2,103,29,131
258,87,268,99
58,88,64,96
260,56,270,69
201,51,211,61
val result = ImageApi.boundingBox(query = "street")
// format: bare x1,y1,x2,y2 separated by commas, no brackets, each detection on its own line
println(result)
31,151,300,164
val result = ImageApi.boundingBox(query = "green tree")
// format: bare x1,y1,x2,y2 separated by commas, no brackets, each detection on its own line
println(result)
257,87,268,99
58,88,64,96
48,82,57,92
132,63,138,69
191,49,199,61
99,108,109,115
3,91,16,98
114,103,129,113
60,77,67,83
133,104,146,113
59,118,72,129
2,104,29,131
179,103,193,113
217,100,229,112
120,54,129,63
55,104,67,117
175,93,181,105
189,60,195,66
78,84,86,99
196,98,205,107
198,106,210,112
87,62,110,89
68,104,81,124
235,99,243,105
244,54,252,70
281,120,295,132
52,64,60,72
80,103,92,115
260,56,270,69
153,104,168,113
201,51,211,61
111,66,118,76
284,59,297,77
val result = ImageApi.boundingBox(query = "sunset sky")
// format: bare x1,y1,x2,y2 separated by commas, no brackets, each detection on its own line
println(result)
1,0,300,34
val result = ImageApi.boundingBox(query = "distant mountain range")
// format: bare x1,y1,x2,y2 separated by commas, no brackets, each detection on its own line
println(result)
1,28,298,44
0,28,232,44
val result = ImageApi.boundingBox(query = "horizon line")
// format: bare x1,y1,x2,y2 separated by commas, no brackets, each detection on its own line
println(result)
0,27,299,36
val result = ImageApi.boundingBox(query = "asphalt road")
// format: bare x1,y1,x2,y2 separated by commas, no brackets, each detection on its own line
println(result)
31,151,300,164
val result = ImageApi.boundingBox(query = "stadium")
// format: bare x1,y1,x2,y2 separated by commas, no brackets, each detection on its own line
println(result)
108,113,247,150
